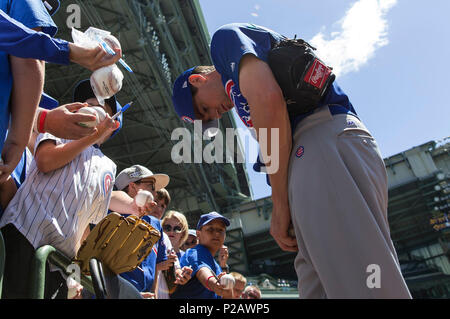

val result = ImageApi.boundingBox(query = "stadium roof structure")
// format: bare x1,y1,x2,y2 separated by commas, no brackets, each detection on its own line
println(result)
45,0,252,225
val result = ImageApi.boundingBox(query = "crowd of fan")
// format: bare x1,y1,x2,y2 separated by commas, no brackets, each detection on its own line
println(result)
0,0,262,300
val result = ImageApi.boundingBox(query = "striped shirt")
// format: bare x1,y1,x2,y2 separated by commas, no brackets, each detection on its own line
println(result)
0,133,116,258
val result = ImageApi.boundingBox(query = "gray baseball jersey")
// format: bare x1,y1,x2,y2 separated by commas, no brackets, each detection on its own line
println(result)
0,133,116,259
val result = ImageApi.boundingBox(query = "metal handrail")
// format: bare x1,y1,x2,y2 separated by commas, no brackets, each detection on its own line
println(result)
0,230,5,298
29,245,94,299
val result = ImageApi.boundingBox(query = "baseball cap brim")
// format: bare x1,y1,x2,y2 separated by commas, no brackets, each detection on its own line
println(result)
188,229,198,237
141,173,170,191
197,213,231,230
39,92,59,110
73,79,118,114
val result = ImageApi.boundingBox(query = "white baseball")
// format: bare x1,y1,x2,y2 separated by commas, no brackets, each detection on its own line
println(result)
90,64,124,104
77,106,98,127
220,274,235,289
91,106,107,122
135,190,154,208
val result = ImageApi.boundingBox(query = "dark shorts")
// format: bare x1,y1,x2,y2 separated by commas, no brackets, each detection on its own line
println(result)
1,224,67,299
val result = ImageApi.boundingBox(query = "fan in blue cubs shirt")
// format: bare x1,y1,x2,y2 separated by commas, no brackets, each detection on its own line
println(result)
171,23,412,299
171,212,233,299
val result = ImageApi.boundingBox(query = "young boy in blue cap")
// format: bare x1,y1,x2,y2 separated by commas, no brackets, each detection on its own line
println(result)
171,211,234,299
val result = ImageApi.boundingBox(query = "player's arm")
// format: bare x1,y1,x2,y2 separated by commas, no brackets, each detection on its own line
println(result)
238,54,297,252
33,103,98,140
0,10,121,69
109,190,156,217
196,268,233,299
35,117,117,173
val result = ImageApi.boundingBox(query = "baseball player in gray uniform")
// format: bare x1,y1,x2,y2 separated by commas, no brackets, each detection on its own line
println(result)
171,23,411,298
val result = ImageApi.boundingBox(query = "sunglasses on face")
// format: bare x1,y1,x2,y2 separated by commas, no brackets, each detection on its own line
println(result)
136,180,155,191
163,224,182,233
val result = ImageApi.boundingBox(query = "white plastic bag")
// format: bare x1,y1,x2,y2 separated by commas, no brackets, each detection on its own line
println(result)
71,27,124,105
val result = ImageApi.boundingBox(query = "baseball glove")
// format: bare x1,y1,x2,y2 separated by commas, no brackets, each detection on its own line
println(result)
74,212,161,275
268,37,335,118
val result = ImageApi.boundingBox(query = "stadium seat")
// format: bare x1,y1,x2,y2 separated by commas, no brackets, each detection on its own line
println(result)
89,258,143,299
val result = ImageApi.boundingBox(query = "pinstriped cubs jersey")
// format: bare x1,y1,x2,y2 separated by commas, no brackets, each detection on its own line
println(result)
0,133,116,258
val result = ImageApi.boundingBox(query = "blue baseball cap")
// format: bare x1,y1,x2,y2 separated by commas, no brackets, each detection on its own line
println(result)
172,67,220,137
39,92,59,110
73,79,122,139
196,212,230,230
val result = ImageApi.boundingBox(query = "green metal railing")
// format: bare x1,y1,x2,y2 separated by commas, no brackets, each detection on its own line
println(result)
0,230,5,298
29,245,95,299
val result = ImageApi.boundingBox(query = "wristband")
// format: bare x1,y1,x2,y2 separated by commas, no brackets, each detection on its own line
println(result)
206,275,216,291
38,110,48,133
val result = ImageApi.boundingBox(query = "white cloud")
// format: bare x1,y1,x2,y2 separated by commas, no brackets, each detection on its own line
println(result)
309,0,397,77
251,12,259,17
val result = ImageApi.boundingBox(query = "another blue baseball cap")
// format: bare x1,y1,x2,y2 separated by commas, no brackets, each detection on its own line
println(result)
172,67,220,137
196,212,230,230
73,79,122,139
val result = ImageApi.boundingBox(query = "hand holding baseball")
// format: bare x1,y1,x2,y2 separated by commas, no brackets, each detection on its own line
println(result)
68,42,122,71
219,273,235,289
135,189,154,208
43,103,97,140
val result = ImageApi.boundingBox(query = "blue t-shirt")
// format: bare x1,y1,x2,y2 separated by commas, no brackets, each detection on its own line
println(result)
210,23,357,183
119,214,168,292
0,0,57,155
170,244,222,299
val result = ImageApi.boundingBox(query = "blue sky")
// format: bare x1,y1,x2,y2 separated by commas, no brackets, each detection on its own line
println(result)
198,0,450,200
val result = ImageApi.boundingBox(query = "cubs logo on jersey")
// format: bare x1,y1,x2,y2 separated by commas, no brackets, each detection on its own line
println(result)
101,171,114,196
295,146,305,158
225,79,253,128
181,116,194,124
